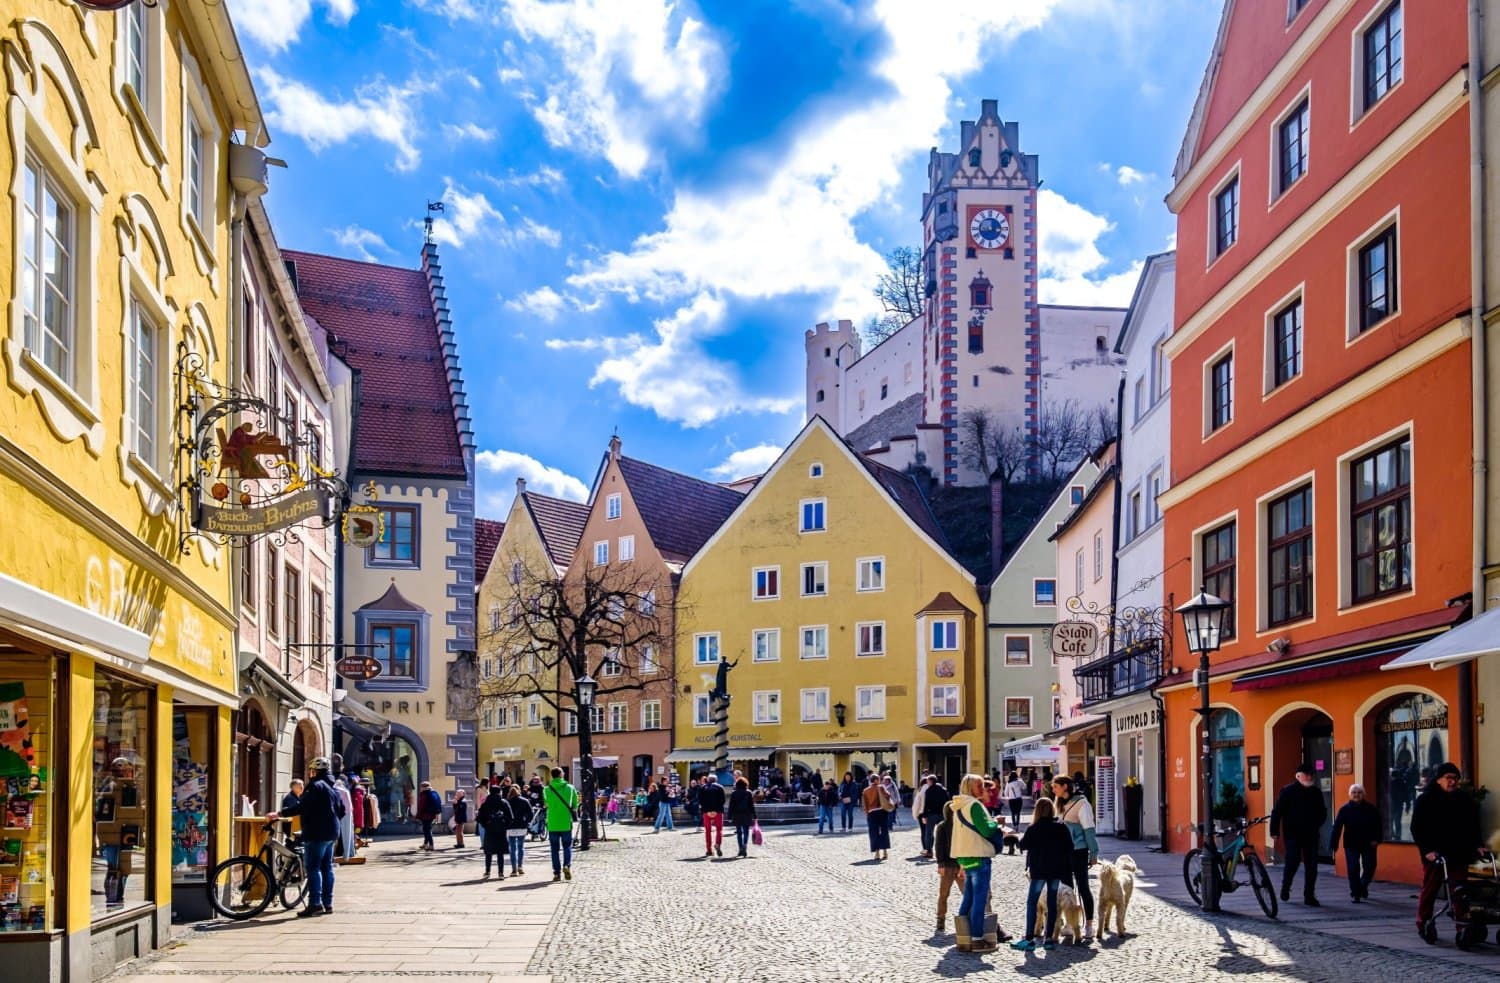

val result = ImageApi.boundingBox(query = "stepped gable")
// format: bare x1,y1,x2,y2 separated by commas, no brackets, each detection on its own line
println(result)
283,249,465,478
616,456,745,563
524,493,591,569
474,518,505,584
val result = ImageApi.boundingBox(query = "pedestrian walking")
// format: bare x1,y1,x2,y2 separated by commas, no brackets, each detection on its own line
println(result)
1052,774,1099,941
651,781,676,832
266,756,344,917
862,773,893,860
817,779,839,834
698,774,727,856
1011,797,1075,951
1005,771,1027,827
504,785,532,876
933,800,966,935
1411,761,1484,937
914,774,951,858
686,777,702,829
334,774,355,859
882,773,902,830
543,767,581,881
415,781,443,851
1270,763,1327,906
727,776,757,857
451,788,470,849
477,783,512,879
950,773,1005,953
838,772,859,831
1329,783,1381,902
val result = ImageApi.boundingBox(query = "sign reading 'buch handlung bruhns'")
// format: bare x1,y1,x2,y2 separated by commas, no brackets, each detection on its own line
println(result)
194,487,329,536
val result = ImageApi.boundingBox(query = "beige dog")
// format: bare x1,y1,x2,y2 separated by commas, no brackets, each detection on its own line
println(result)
1096,855,1139,939
1033,883,1085,943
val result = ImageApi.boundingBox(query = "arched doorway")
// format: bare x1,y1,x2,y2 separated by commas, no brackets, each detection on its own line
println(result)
235,700,275,815
1270,706,1334,858
292,718,321,779
1371,692,1448,842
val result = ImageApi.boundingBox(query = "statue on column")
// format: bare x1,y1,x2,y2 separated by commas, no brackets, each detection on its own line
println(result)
709,658,737,705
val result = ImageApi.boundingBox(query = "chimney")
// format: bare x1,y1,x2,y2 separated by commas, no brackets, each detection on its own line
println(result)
515,476,526,495
989,470,1005,578
609,434,622,461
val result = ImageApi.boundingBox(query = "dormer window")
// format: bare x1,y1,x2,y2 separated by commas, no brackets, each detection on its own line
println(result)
968,148,982,168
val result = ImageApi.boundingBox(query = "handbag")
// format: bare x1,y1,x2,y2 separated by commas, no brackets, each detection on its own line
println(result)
751,821,764,846
955,807,1006,852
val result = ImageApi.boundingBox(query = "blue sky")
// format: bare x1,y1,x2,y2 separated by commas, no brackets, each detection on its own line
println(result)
231,0,1221,518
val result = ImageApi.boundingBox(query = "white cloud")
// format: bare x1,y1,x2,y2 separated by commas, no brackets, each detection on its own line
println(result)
442,121,497,142
232,0,357,52
707,444,783,479
475,448,589,517
509,286,569,322
1036,188,1142,307
256,68,426,171
330,224,392,262
520,218,562,248
502,0,725,178
410,0,489,21
428,180,562,250
1115,165,1153,186
485,165,565,190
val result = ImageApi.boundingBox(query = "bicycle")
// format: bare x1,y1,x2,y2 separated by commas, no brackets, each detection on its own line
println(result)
1182,815,1279,918
206,821,307,920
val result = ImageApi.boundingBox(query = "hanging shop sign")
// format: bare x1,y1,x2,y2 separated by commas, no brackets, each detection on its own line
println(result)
176,344,349,552
1050,621,1098,659
335,656,383,681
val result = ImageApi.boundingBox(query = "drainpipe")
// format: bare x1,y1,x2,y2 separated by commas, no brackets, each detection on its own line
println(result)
1465,0,1487,779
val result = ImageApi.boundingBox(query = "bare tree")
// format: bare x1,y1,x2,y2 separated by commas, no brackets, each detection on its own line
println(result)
1029,399,1095,481
1087,400,1118,452
867,246,925,344
960,408,1027,487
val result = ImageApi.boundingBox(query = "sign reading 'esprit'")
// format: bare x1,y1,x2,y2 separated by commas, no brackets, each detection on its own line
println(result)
1050,621,1098,659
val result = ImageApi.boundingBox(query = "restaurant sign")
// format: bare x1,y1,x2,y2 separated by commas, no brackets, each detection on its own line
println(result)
1050,620,1099,659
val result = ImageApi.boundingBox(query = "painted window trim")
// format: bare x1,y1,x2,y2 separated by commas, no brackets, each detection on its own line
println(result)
177,47,220,286
800,561,829,598
111,0,168,182
353,605,433,693
751,565,781,601
694,632,721,665
1004,696,1033,729
367,505,421,568
855,620,886,658
752,690,781,725
856,555,886,593
1032,578,1058,607
799,624,829,661
752,627,780,663
855,685,886,721
800,687,830,723
1003,633,1033,668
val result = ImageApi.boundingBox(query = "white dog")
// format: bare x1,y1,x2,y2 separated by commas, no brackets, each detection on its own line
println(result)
1096,855,1139,939
1033,883,1085,944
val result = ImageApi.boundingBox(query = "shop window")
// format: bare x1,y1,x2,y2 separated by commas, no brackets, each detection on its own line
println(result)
1208,708,1246,820
0,650,56,933
170,709,212,892
93,672,153,917
1374,692,1446,843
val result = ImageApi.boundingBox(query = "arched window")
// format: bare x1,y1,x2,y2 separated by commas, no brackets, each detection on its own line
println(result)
1209,708,1246,820
1373,692,1447,842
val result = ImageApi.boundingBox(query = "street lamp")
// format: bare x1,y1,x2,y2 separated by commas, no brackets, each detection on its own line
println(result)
1177,585,1232,913
574,672,598,850
833,702,847,727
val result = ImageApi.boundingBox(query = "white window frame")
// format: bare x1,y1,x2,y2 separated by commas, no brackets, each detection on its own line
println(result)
606,493,622,519
1069,485,1085,507
752,628,780,663
800,688,830,723
693,694,713,727
1005,696,1033,729
178,49,221,279
599,652,623,677
619,535,635,562
800,561,828,597
528,700,541,727
1149,470,1165,524
641,700,662,730
639,645,659,674
7,33,105,454
856,556,885,593
930,684,960,718
808,462,823,478
1033,578,1057,607
608,702,628,733
1202,338,1236,437
856,621,885,657
593,540,609,566
752,565,781,601
752,690,781,725
694,632,721,665
855,685,886,721
799,497,827,533
1208,164,1241,265
1269,84,1312,205
1263,282,1306,394
930,619,958,652
1093,531,1104,581
799,625,828,661
1345,208,1401,345
1003,634,1032,667
116,192,179,516
1127,489,1143,542
113,0,167,173
1074,548,1085,596
1350,0,1404,125
640,588,656,615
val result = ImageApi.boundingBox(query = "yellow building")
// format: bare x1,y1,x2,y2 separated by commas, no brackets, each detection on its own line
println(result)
673,418,985,789
476,480,589,779
0,2,267,976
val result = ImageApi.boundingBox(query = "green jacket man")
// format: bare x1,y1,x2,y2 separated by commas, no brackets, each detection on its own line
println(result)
542,768,582,881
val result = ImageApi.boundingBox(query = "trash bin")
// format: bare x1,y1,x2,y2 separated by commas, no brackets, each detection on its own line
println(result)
1123,782,1144,840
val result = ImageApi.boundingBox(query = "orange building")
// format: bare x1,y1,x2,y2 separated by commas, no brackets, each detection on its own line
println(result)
1160,0,1474,886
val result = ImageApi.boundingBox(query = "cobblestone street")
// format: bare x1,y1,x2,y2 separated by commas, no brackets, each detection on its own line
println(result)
532,822,1500,983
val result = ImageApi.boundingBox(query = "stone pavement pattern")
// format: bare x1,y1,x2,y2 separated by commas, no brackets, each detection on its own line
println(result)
103,834,561,983
531,822,1500,982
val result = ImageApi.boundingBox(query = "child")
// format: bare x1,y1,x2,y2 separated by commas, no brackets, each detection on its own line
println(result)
933,800,964,935
1012,797,1075,951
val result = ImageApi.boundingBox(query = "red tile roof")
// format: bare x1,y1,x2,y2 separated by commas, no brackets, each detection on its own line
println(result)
283,249,466,478
616,456,745,563
853,451,951,553
474,518,505,585
523,492,591,570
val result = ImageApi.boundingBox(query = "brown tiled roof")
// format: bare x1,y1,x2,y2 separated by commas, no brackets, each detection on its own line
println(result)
523,492,590,569
358,582,424,612
852,451,951,553
916,591,974,616
283,249,465,478
474,518,504,585
616,456,745,563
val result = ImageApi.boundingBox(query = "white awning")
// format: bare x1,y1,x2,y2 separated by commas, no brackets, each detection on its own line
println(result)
334,694,393,738
665,748,716,763
1002,734,1045,752
1382,606,1500,672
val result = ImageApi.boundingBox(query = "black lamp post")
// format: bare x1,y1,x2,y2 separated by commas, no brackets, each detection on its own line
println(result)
1177,585,1232,913
574,672,599,850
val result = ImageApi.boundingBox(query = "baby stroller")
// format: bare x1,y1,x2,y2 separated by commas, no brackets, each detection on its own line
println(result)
528,806,546,842
1421,850,1500,950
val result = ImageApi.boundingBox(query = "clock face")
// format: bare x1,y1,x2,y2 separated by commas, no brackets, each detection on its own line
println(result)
970,208,1010,249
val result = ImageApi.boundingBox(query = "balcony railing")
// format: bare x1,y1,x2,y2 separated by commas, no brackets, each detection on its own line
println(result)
1073,636,1164,707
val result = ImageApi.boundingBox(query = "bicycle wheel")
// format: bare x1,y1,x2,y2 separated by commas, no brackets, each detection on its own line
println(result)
1182,847,1204,905
279,858,307,910
207,856,276,920
1245,851,1278,918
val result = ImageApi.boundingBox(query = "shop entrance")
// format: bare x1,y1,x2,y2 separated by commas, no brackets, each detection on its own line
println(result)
1270,707,1334,860
917,747,966,791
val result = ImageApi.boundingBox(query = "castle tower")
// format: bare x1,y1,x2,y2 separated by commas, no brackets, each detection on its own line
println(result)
804,319,860,431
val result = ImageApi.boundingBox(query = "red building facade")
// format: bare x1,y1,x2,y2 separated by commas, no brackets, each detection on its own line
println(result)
1160,0,1474,885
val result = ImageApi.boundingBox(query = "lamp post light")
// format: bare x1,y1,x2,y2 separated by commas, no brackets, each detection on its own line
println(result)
1177,585,1232,913
833,702,847,728
574,672,598,850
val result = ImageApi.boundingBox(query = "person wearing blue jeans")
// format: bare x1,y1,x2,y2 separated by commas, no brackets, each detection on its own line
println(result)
654,797,675,832
1012,797,1075,950
549,829,573,877
838,773,859,831
267,756,344,916
817,779,837,834
302,838,337,913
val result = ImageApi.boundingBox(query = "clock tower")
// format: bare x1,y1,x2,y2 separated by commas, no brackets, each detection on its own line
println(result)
920,99,1040,485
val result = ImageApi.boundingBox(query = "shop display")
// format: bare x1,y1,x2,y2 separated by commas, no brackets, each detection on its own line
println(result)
93,674,150,916
0,659,52,934
171,710,211,883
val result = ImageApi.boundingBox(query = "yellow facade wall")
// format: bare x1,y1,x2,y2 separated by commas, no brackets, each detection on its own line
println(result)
675,421,985,781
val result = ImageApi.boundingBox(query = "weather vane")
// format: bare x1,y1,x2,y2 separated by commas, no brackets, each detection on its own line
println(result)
424,200,445,243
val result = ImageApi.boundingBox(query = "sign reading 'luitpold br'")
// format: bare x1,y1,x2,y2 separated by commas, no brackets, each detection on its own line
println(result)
195,486,331,536
1050,620,1099,659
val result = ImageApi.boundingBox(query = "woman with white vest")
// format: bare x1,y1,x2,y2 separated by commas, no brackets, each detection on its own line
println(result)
949,774,1010,953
